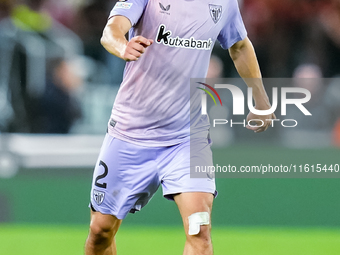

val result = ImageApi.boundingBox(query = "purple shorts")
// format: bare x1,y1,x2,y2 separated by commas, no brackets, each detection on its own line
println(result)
90,134,216,219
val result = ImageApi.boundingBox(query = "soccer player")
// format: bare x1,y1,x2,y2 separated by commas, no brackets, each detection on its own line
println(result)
85,0,275,254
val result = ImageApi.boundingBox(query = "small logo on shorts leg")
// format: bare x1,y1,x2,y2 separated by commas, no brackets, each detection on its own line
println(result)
93,189,105,205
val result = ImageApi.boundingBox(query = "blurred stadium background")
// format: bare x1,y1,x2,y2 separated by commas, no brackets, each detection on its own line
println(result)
0,0,340,254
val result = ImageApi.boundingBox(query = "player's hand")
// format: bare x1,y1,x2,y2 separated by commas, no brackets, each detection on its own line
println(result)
121,36,153,61
246,110,276,133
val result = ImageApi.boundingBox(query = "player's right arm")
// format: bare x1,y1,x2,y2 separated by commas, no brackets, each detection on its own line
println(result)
100,15,153,62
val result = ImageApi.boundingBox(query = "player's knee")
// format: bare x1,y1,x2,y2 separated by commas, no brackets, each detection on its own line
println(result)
186,211,212,247
187,223,211,240
186,224,212,248
89,220,114,243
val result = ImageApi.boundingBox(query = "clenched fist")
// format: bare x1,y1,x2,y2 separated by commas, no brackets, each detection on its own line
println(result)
121,36,154,61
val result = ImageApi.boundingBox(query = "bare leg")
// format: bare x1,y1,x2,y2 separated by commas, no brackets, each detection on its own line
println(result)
85,210,122,255
174,192,214,255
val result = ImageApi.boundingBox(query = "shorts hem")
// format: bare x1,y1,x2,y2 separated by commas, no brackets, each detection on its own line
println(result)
163,189,218,201
88,203,128,220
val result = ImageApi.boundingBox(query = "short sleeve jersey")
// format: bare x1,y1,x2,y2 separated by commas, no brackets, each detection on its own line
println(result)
108,0,247,146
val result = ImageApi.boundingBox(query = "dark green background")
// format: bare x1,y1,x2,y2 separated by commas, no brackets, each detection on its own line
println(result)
0,146,339,226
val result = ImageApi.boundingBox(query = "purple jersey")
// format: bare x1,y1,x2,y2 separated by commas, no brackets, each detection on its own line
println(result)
108,0,247,146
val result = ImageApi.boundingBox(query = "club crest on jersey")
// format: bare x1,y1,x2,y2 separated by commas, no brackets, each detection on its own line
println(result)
209,4,222,24
93,189,105,205
156,24,213,50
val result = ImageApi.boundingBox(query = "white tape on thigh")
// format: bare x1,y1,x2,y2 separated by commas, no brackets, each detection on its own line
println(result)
188,212,210,235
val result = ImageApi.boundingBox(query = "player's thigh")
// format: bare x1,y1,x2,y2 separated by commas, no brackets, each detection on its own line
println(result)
89,210,122,238
174,192,214,235
161,137,216,198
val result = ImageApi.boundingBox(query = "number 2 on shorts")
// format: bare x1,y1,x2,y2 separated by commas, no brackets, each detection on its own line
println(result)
94,160,108,189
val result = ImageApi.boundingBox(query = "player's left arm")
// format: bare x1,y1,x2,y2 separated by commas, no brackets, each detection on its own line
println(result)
229,37,276,133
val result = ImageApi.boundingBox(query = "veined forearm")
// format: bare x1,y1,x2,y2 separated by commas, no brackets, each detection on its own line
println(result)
100,16,153,62
229,38,261,79
101,20,128,60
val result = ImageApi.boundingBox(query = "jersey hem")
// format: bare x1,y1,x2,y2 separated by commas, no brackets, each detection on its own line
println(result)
107,126,190,147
